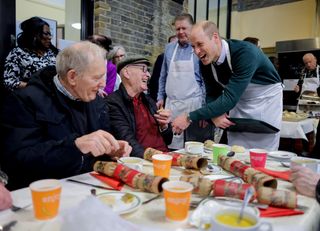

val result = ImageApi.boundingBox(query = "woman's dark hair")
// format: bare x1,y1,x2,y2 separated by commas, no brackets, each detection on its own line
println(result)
17,16,58,54
87,34,112,52
243,37,259,46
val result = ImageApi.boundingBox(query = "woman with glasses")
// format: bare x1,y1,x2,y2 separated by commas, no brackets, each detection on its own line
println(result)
3,16,58,91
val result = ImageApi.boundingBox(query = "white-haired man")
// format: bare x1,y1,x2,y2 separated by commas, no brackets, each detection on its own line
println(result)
1,41,131,190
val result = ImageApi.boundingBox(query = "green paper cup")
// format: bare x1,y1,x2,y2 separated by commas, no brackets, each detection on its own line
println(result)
213,144,230,164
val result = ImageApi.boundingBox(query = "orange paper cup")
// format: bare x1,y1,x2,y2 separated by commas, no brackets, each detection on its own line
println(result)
250,149,267,168
162,181,193,222
30,179,62,220
152,154,172,178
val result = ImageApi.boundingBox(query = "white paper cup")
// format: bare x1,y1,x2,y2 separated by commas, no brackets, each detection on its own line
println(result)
118,157,143,171
185,141,204,155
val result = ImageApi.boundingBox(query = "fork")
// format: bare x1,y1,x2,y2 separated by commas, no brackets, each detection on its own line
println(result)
190,197,208,209
142,194,161,205
11,204,31,212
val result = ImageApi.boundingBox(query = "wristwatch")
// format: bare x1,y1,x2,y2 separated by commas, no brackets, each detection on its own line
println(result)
316,179,320,204
0,170,8,185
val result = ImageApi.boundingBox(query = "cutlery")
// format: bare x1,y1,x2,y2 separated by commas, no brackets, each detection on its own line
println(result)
214,197,268,209
0,220,17,231
238,187,255,224
190,196,208,209
142,194,161,205
11,204,31,212
189,196,269,210
67,179,117,190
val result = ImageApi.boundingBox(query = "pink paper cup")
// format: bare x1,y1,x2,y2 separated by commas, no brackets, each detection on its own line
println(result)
249,149,267,168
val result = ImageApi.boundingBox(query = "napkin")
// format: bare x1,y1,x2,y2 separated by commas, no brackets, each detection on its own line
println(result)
254,167,291,181
61,196,165,231
90,172,124,190
259,206,304,217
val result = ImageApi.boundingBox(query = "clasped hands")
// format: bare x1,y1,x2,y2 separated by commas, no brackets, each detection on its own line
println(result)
171,113,235,135
75,130,132,159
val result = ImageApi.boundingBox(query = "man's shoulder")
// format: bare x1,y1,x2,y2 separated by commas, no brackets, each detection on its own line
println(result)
105,88,127,105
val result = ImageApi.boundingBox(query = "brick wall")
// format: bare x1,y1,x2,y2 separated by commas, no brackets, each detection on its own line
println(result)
94,0,187,64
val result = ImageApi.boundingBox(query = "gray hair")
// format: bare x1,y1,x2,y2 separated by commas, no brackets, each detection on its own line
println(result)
107,45,126,61
56,41,106,78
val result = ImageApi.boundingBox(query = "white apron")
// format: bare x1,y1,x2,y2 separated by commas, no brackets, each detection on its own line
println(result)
227,83,283,151
165,43,203,149
300,65,320,94
297,66,320,114
212,40,283,151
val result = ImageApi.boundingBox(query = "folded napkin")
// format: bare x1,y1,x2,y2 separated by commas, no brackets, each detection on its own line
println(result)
254,167,291,181
90,172,124,190
259,206,304,217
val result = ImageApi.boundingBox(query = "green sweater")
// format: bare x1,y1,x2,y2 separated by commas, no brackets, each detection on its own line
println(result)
189,39,281,121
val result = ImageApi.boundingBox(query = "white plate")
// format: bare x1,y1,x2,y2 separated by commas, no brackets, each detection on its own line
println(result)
268,150,297,160
97,192,141,215
189,198,259,228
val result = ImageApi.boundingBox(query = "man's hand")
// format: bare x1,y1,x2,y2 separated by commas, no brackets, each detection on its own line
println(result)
294,85,300,93
154,109,172,130
156,99,164,109
111,140,132,158
0,184,12,211
211,113,235,129
75,130,132,157
97,89,108,98
172,113,191,134
290,165,320,198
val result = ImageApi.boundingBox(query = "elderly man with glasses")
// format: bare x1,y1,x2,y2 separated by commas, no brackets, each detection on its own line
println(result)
106,56,173,157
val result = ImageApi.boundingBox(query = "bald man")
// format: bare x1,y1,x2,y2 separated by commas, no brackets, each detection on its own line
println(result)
294,53,319,95
172,21,282,151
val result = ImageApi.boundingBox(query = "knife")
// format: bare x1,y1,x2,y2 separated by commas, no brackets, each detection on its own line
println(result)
66,179,117,191
0,220,17,231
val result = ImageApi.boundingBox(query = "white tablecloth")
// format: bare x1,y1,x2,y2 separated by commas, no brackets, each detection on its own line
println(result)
2,152,320,231
280,118,317,141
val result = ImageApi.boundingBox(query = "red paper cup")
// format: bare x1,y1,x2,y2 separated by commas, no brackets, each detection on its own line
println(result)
250,149,267,168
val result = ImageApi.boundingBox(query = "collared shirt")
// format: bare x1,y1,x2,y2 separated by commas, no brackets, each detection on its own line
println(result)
157,41,203,101
53,75,78,101
215,40,227,66
132,95,168,152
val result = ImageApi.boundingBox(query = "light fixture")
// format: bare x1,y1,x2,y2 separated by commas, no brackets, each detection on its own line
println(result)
71,23,81,30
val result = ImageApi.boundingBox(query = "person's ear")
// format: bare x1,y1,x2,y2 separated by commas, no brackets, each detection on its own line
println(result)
122,68,131,80
66,69,77,86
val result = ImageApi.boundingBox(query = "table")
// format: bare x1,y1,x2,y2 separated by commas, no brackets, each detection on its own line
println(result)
280,119,318,155
280,119,316,141
2,152,320,231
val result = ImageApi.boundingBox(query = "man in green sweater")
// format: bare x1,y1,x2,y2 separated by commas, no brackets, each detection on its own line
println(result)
172,21,283,151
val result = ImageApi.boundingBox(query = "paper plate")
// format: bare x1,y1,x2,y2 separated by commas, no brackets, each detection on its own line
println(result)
189,198,259,228
268,151,297,161
97,192,141,215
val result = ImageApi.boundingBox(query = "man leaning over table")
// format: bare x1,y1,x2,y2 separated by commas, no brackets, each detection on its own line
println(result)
106,56,173,158
0,41,132,190
172,21,283,151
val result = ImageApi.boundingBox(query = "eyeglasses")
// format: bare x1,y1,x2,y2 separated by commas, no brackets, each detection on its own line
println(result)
114,54,125,59
42,31,52,37
127,64,149,73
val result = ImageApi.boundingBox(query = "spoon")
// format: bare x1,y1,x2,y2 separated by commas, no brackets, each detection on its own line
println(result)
237,186,255,224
